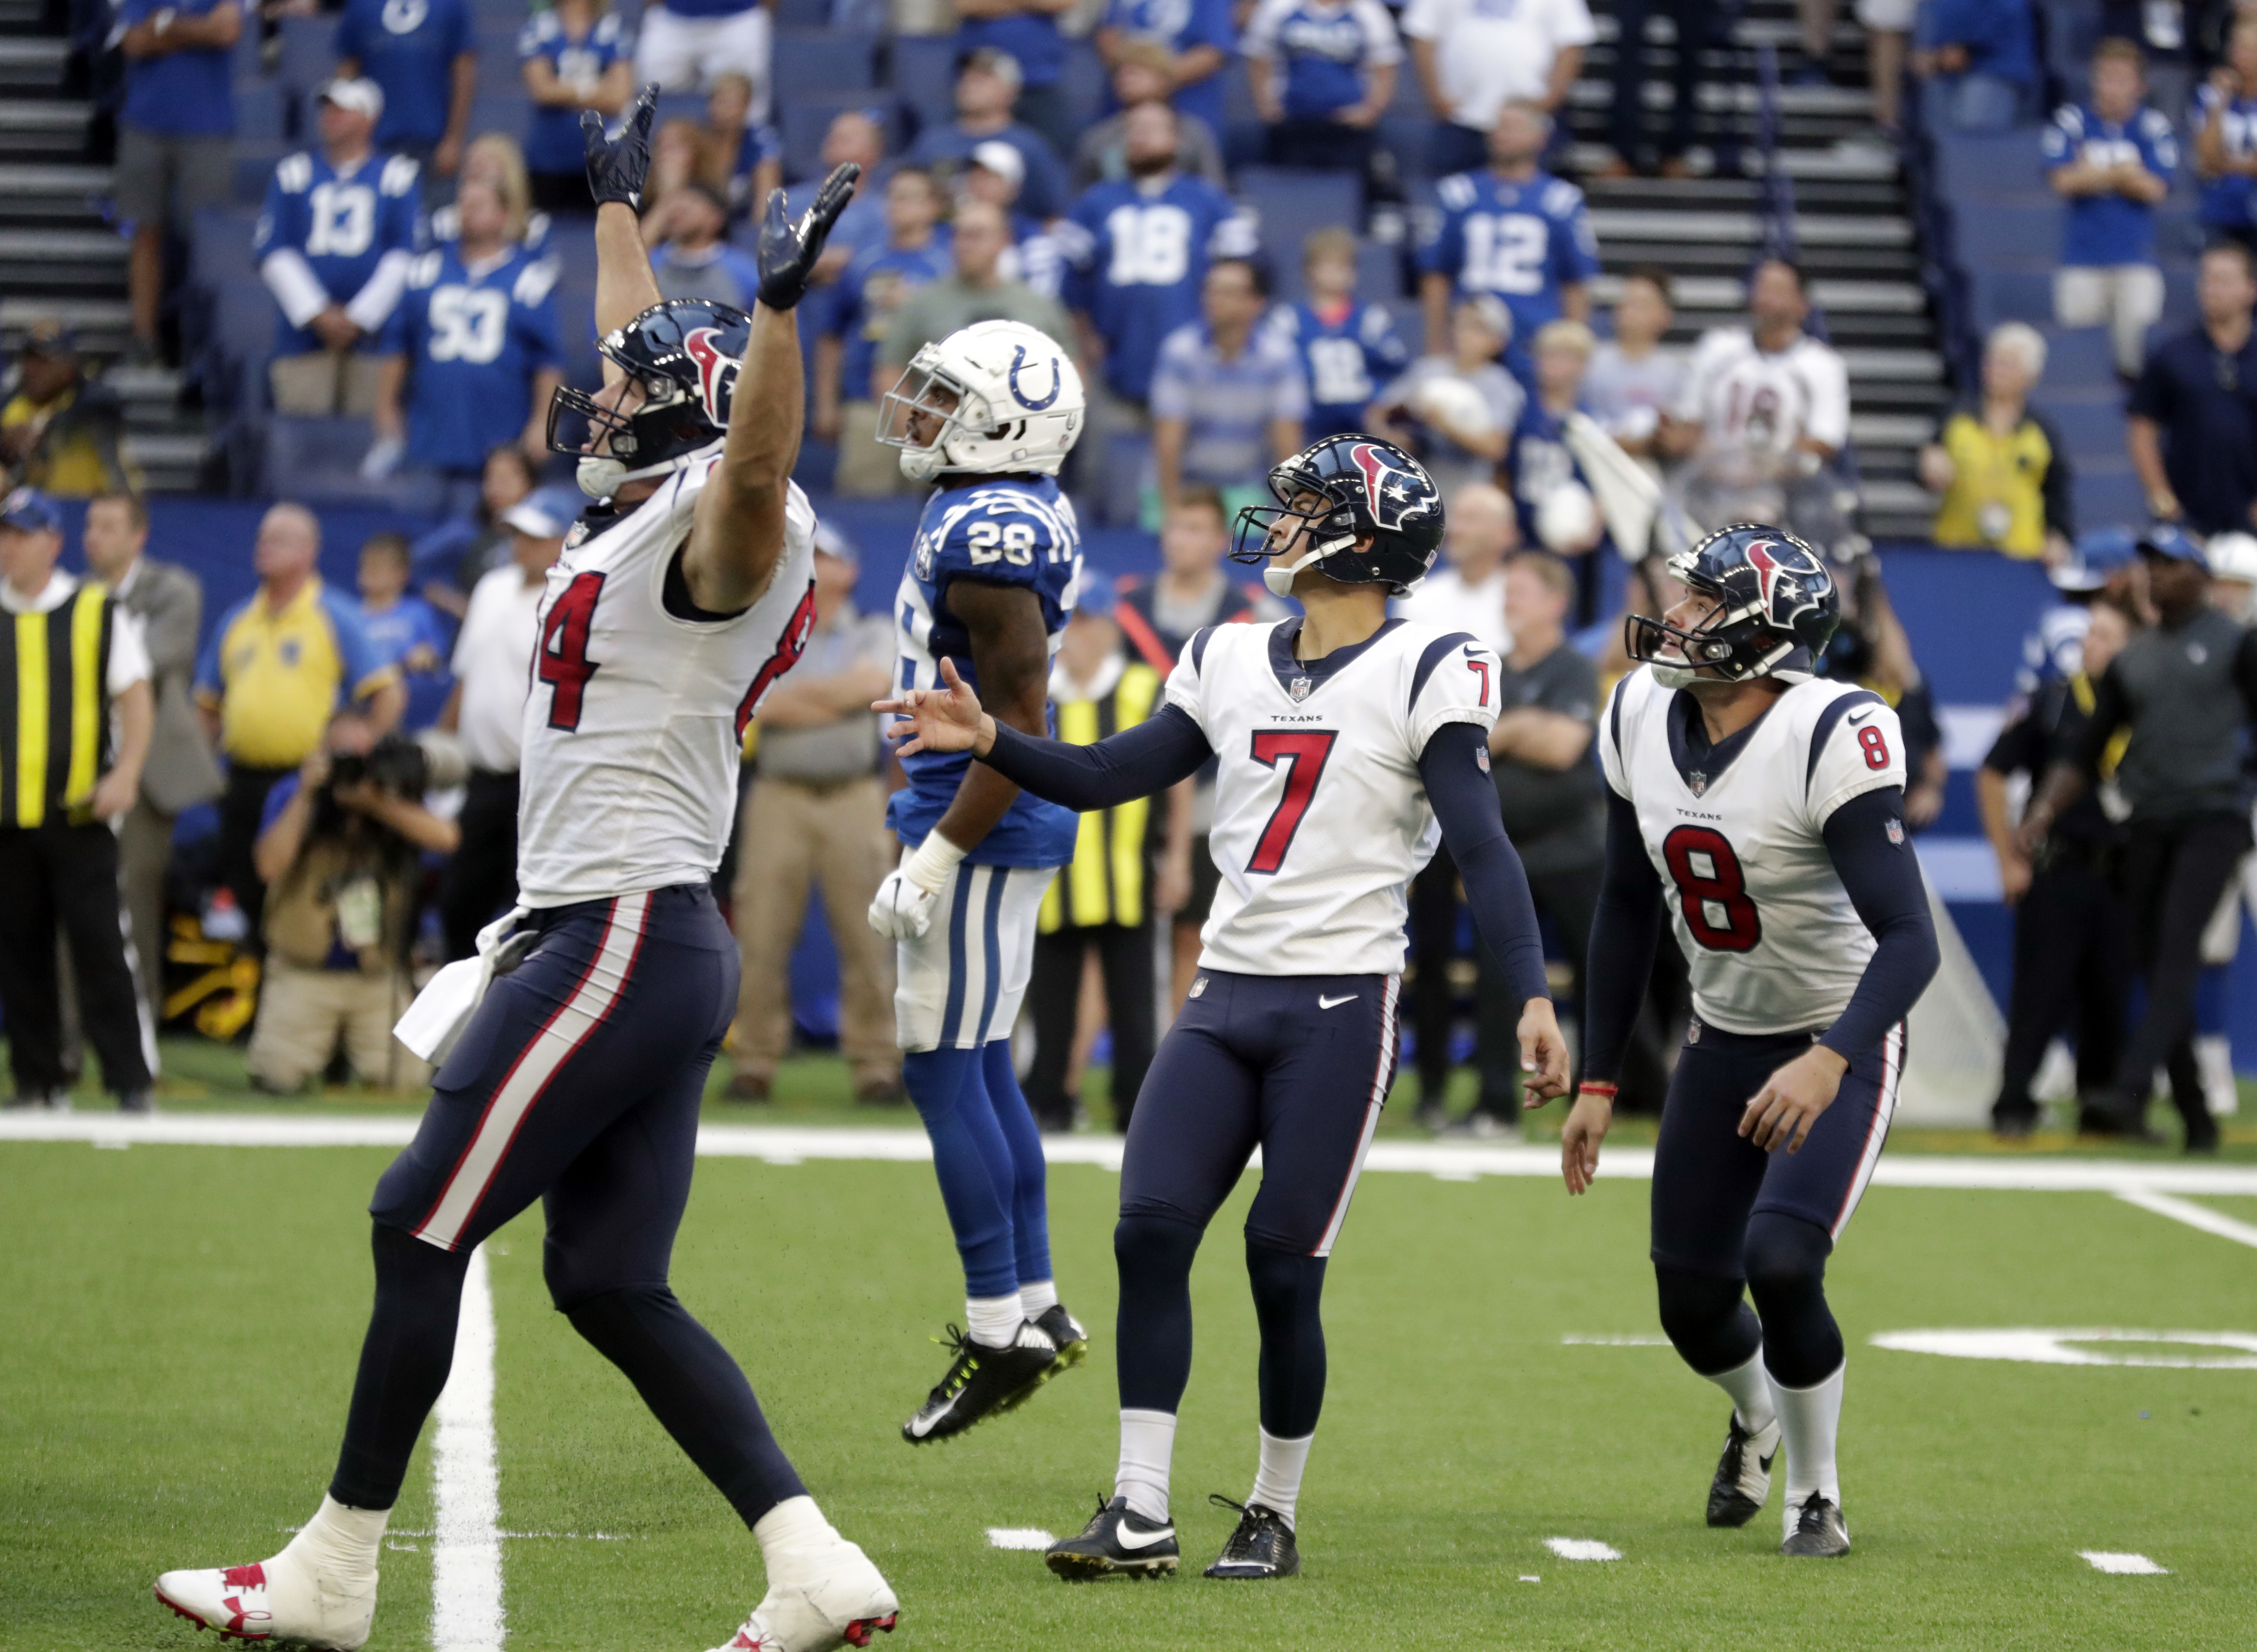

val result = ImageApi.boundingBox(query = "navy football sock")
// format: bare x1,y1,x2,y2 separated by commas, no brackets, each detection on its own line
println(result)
1246,1238,1329,1439
1114,1213,1204,1414
980,1038,1053,1291
1743,1212,1843,1389
330,1222,472,1511
564,1284,807,1530
903,1046,1019,1297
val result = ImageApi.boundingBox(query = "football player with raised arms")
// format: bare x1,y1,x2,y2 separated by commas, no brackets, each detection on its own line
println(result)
154,94,903,1652
1562,525,1940,1558
877,434,1571,1581
865,320,1092,1444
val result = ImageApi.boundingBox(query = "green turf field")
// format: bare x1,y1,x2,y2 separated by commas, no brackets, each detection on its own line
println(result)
5,1044,2257,1650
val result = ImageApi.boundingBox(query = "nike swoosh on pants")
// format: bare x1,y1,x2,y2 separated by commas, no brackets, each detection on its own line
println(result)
1318,994,1357,1009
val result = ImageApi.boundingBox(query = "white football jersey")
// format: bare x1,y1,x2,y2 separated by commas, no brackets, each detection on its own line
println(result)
515,452,819,906
1673,328,1851,459
1599,666,1906,1036
1164,617,1500,977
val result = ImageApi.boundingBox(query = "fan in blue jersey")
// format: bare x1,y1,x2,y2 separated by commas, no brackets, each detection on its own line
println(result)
256,80,425,411
518,0,635,209
1270,226,1410,439
374,176,563,484
334,0,476,167
1417,101,1599,384
1506,319,1609,622
1096,0,1238,147
1240,0,1403,172
867,319,1094,1446
1061,102,1253,404
2042,42,2176,377
2195,24,2257,247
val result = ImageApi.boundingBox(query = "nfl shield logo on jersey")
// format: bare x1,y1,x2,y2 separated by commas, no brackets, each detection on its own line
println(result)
1886,818,1905,845
1290,675,1314,703
1687,770,1708,797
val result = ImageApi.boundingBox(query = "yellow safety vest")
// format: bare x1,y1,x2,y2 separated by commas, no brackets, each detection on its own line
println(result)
0,582,113,827
1039,661,1161,932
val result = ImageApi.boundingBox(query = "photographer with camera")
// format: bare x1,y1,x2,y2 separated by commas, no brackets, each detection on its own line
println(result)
245,719,459,1094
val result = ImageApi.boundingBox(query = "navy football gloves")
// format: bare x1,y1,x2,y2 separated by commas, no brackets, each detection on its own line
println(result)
582,86,658,209
756,162,860,312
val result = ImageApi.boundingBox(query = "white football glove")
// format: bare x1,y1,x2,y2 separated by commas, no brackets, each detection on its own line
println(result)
868,868,939,940
867,834,968,941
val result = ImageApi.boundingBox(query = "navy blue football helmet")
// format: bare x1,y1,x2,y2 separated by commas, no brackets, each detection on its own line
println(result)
548,297,749,493
1627,522,1839,683
1228,434,1446,597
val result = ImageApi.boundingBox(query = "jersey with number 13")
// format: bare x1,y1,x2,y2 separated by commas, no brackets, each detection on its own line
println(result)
1162,617,1499,977
515,455,820,907
1599,666,1906,1036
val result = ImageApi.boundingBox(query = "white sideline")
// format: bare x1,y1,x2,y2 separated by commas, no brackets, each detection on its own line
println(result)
2112,1189,2257,1251
11,1113,2257,1197
432,1245,503,1652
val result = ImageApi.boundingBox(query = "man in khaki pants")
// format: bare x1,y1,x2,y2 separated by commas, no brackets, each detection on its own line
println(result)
729,527,902,1102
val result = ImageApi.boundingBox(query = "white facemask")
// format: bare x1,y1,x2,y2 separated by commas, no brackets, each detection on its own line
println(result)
576,456,626,498
1648,658,1700,689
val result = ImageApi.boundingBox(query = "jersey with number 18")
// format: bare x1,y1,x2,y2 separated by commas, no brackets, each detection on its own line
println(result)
515,454,820,907
1599,665,1906,1036
1162,616,1500,977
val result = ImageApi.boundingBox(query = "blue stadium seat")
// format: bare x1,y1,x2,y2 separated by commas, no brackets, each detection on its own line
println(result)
233,23,265,79
468,92,532,145
190,207,261,292
891,33,959,132
1933,129,2049,207
1950,202,2059,270
2071,460,2144,529
233,142,294,206
277,15,337,98
2031,394,2128,459
1236,167,1362,270
1060,38,1108,117
775,0,829,27
2036,325,2117,388
651,91,708,130
234,79,288,142
263,416,446,509
1967,267,2051,331
773,28,878,92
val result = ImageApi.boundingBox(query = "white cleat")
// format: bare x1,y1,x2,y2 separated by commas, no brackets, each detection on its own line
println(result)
709,1533,900,1652
153,1549,376,1649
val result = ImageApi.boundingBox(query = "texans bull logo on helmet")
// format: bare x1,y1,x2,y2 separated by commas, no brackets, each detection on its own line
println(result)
1346,441,1440,533
682,327,740,427
1742,536,1831,632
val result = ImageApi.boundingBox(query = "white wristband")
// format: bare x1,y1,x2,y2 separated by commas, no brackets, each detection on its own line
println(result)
903,831,967,896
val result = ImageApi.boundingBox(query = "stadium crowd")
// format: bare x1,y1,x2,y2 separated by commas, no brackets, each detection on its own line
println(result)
1,0,2252,1157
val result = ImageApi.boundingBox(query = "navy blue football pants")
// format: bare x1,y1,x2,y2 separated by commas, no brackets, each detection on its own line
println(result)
332,886,806,1525
1650,1018,1907,1389
1114,969,1401,1439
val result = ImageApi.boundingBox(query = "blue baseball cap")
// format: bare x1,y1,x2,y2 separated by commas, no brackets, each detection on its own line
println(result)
0,487,62,534
2136,521,2209,569
2073,526,2137,570
1071,572,1115,619
501,484,583,539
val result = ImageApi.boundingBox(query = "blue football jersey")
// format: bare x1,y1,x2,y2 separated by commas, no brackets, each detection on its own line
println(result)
1506,397,1608,552
2195,85,2257,229
1269,300,1409,438
518,10,632,175
256,150,425,353
335,0,475,149
2041,103,2177,265
385,243,563,473
824,236,953,405
887,476,1083,867
1061,175,1253,402
1419,168,1601,368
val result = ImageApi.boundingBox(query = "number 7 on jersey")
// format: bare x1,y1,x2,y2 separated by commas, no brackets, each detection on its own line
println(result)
1247,730,1337,874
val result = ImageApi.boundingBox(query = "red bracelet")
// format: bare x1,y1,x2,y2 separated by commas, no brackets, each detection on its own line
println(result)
1577,1082,1618,1098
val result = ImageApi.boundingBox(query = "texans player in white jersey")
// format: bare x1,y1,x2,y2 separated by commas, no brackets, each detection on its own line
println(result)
1561,525,1940,1559
154,94,902,1652
863,320,1093,1446
877,434,1571,1582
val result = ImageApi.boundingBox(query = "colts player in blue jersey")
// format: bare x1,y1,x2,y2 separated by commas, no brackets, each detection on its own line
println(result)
375,175,564,487
1270,227,1411,440
1418,100,1599,385
868,320,1095,1443
256,79,424,408
1061,102,1253,405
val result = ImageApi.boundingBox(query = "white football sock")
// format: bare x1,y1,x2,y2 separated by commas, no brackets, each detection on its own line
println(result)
1703,1349,1777,1434
965,1291,1024,1349
1114,1408,1177,1525
1248,1428,1313,1528
1020,1278,1059,1318
1769,1362,1845,1535
285,1494,388,1583
753,1495,838,1580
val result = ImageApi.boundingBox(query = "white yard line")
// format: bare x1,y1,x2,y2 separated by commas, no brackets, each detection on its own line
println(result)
12,1113,2257,1197
984,1528,1056,1550
2079,1551,2169,1574
1544,1538,1622,1561
432,1245,504,1652
2113,1189,2257,1251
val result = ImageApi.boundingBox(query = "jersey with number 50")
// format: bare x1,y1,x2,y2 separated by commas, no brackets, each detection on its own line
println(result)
1163,617,1500,977
889,474,1083,867
515,455,819,907
1599,666,1906,1036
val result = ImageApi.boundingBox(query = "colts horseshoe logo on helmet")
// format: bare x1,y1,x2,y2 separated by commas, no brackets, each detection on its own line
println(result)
682,327,739,425
1006,344,1062,411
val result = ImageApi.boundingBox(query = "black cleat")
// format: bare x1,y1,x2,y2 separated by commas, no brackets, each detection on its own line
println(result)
1706,1410,1781,1528
1780,1492,1851,1557
1033,1304,1089,1380
900,1320,1056,1444
1201,1495,1299,1579
1046,1496,1179,1580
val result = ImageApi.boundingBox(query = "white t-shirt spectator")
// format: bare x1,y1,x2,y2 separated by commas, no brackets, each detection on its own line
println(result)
1584,341,1686,445
451,564,544,773
1397,563,1510,658
1399,0,1596,132
1673,327,1851,458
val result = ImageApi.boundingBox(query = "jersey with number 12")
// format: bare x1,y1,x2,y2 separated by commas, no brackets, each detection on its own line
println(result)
1163,617,1499,977
515,456,820,907
1598,666,1905,1036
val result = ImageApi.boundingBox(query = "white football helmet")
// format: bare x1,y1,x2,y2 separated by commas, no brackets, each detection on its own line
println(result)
877,319,1084,482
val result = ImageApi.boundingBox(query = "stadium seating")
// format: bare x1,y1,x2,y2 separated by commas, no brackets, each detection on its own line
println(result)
890,33,959,134
772,28,879,94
